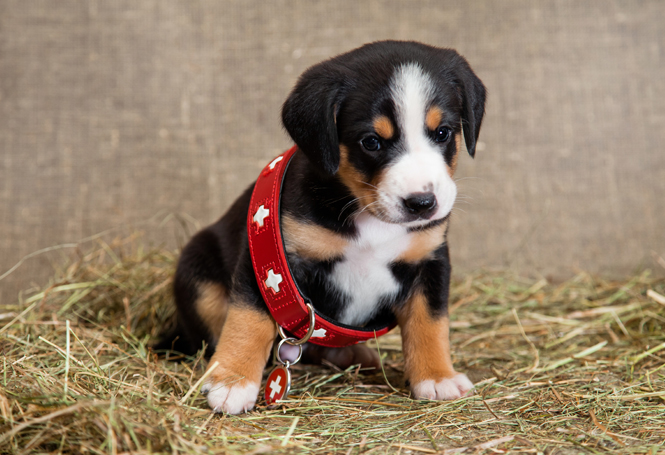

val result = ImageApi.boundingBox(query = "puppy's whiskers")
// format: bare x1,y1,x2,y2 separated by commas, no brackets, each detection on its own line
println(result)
341,198,381,226
339,196,364,220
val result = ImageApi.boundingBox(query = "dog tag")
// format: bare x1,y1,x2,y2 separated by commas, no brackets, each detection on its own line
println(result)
265,364,291,405
264,304,314,407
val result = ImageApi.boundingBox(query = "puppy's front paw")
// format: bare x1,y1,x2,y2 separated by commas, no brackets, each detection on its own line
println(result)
411,373,474,401
197,305,276,414
201,376,260,414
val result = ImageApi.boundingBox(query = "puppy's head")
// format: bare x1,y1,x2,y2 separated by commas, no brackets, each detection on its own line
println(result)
282,41,486,227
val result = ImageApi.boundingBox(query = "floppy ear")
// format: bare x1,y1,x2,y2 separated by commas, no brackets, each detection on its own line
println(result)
454,58,486,158
282,64,348,176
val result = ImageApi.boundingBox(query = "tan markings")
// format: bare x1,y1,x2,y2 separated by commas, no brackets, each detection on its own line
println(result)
196,282,229,342
397,220,448,263
206,304,277,387
338,145,382,216
397,292,456,385
283,214,348,261
373,115,394,140
447,133,461,176
425,106,443,131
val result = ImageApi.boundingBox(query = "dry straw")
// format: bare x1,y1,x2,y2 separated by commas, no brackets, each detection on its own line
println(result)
1,235,664,453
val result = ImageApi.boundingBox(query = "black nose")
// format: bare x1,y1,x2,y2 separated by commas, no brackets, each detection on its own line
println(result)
402,192,437,217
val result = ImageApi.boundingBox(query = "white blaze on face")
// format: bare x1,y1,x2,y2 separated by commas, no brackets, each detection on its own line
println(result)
378,63,457,224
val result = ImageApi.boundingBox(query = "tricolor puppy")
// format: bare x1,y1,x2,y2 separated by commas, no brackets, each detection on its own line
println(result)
157,41,486,414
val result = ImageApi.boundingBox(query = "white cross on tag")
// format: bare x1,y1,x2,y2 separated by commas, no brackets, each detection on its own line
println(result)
311,328,327,338
268,156,283,170
253,205,270,227
265,269,283,293
265,365,290,405
269,375,282,399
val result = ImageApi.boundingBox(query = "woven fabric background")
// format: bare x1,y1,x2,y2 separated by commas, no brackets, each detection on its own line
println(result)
1,1,664,301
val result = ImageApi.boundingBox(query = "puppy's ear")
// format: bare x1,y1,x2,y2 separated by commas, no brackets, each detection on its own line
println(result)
282,64,348,176
454,57,486,158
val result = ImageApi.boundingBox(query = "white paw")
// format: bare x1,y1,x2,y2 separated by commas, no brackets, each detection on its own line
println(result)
412,373,474,400
201,380,260,414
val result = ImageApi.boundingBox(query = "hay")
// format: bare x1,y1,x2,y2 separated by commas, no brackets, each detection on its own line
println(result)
1,235,664,454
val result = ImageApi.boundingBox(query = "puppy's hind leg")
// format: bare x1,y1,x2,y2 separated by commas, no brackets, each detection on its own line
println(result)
202,302,277,414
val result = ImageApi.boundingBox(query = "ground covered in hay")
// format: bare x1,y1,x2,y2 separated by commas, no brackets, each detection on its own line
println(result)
1,237,664,454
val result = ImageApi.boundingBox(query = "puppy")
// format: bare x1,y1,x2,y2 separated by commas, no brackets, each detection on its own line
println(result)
156,40,486,414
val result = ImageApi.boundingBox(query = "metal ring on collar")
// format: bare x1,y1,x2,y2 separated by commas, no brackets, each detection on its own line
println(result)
277,302,316,346
275,338,301,365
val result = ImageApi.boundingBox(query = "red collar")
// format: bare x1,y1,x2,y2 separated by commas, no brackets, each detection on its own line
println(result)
247,146,395,347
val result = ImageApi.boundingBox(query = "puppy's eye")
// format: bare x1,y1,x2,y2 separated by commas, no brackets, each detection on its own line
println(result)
361,135,381,152
434,126,451,143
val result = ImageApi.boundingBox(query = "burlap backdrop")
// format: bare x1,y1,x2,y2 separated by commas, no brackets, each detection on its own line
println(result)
1,1,664,302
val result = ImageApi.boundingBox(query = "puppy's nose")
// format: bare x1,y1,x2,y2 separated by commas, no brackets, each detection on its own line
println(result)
402,192,437,217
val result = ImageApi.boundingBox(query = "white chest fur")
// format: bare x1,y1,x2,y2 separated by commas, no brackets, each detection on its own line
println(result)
330,213,412,325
